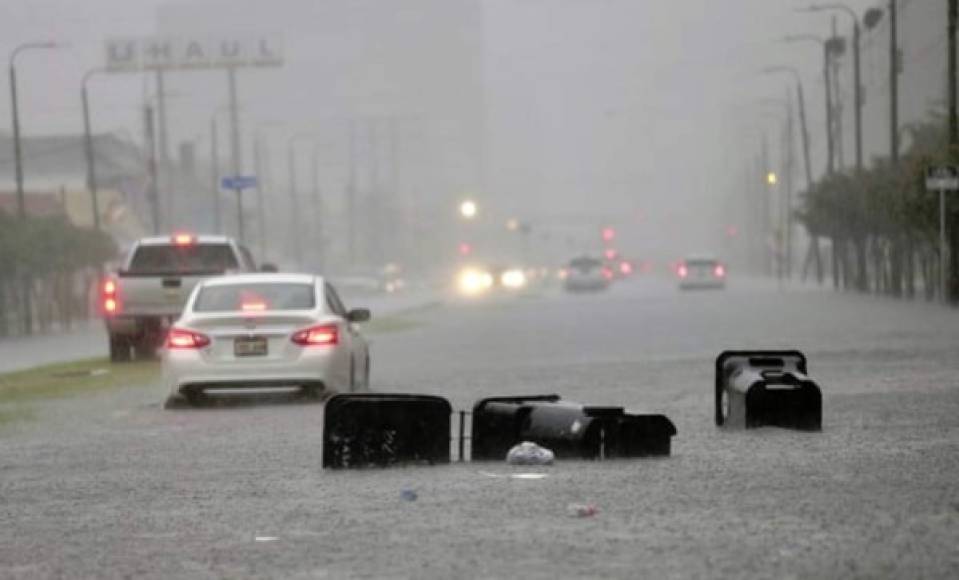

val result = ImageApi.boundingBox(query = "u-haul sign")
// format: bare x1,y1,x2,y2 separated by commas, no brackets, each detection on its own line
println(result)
106,36,283,71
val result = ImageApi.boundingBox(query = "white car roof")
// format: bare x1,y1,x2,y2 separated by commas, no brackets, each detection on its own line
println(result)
201,273,321,287
136,234,235,246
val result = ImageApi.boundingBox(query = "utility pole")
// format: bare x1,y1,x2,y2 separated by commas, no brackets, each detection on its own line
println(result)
287,140,303,267
950,0,958,303
210,117,221,234
852,14,863,173
347,119,358,267
832,18,846,169
227,67,244,243
784,89,796,280
144,104,160,234
81,68,102,230
311,144,324,272
253,135,267,257
889,0,899,163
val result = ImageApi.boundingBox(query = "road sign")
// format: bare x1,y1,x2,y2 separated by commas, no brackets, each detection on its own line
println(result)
106,36,283,72
221,175,258,190
925,165,959,191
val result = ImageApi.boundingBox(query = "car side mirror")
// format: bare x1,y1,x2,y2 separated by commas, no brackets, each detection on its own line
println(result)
347,308,371,323
259,263,279,273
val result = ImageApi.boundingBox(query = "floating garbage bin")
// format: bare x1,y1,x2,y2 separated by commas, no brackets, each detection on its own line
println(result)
323,393,452,468
715,350,822,431
471,394,676,460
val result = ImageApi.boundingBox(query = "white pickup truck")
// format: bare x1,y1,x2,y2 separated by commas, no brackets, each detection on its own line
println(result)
101,234,260,361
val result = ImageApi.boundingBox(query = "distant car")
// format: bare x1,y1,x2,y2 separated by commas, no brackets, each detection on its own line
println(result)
563,256,612,292
162,273,371,408
677,255,726,290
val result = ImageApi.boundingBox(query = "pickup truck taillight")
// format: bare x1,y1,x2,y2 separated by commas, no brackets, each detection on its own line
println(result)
166,327,211,349
101,277,120,315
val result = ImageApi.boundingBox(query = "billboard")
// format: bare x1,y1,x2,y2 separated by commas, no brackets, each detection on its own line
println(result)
105,36,283,71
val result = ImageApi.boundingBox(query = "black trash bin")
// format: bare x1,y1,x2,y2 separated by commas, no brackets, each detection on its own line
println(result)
471,394,676,460
323,393,452,468
715,350,822,431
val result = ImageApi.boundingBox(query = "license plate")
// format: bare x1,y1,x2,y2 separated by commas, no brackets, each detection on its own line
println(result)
234,336,268,357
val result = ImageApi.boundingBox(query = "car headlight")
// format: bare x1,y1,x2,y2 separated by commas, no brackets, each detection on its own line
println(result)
457,268,494,295
500,269,527,289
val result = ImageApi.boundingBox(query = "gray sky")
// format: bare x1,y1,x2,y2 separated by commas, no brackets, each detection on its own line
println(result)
1,0,889,258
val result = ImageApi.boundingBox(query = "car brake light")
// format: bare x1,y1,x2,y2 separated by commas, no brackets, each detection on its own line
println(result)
241,301,267,312
678,265,688,278
104,297,118,313
172,232,196,246
291,324,339,346
714,265,726,278
103,279,117,295
101,277,120,315
166,327,211,349
602,267,614,280
619,261,632,275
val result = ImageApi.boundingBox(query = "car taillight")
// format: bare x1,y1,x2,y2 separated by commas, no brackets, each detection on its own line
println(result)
678,265,688,278
619,261,633,275
102,277,120,315
172,232,196,246
714,264,725,278
166,327,211,349
291,324,339,346
602,267,614,280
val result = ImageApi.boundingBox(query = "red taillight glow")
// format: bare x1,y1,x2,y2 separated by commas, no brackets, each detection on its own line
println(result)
102,278,119,315
678,265,689,278
166,327,211,349
291,324,339,346
714,264,726,278
619,261,633,275
602,268,614,280
241,301,267,312
172,232,196,246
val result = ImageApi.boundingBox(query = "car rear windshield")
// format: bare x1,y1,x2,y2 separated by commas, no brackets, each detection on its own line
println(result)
570,257,602,271
127,244,239,275
686,259,718,268
194,283,315,312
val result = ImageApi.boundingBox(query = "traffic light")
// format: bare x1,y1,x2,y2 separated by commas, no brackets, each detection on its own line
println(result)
601,226,615,243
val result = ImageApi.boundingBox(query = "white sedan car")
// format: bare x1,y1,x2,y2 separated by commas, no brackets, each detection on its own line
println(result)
162,273,371,408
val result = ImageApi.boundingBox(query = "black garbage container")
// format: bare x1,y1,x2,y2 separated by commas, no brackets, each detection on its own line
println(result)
471,394,676,460
715,350,822,431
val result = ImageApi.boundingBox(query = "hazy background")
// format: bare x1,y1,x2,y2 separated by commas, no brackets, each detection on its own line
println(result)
0,0,932,268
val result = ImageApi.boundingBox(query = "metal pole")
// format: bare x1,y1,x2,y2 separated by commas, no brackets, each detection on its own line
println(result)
347,119,357,266
287,140,302,266
227,67,244,242
941,188,947,303
253,135,267,257
823,43,835,175
210,117,221,234
81,72,101,230
144,104,160,234
156,69,171,226
889,0,899,163
795,78,813,189
951,0,958,146
853,20,863,173
10,64,25,218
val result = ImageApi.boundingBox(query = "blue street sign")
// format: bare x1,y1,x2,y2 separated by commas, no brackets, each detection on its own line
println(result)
221,175,258,190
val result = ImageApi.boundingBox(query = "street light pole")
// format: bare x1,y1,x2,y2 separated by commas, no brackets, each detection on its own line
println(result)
81,68,104,230
782,35,836,176
8,41,58,219
801,4,864,173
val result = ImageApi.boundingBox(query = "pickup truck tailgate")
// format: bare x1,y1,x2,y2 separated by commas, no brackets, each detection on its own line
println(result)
118,274,211,316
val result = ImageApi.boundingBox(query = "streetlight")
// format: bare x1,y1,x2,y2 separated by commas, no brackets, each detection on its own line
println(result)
81,67,106,230
459,199,478,219
767,171,778,186
9,41,61,219
799,4,884,173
